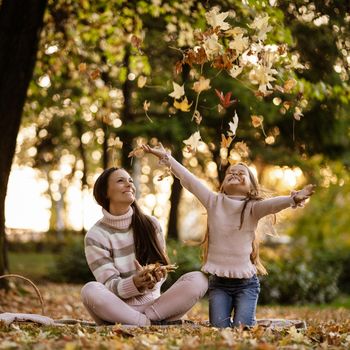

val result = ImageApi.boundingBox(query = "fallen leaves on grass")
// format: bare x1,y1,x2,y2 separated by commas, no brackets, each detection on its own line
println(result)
1,283,350,349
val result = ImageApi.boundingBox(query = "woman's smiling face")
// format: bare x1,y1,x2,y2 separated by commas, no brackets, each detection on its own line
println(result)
107,169,136,206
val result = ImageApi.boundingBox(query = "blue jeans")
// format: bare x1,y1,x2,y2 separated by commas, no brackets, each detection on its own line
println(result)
208,274,260,328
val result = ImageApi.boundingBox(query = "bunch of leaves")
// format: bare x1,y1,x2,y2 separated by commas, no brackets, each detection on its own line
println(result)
160,5,308,156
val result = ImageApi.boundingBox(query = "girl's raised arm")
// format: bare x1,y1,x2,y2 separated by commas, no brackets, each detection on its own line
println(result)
252,184,316,221
142,144,213,208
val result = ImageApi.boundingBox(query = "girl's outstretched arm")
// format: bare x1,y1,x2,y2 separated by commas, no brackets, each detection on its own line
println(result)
252,184,316,221
142,144,213,208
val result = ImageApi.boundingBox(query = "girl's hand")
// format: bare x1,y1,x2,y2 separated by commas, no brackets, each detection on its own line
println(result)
292,184,316,205
141,143,167,159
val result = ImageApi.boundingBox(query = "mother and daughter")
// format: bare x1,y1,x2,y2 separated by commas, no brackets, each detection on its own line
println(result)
81,143,314,328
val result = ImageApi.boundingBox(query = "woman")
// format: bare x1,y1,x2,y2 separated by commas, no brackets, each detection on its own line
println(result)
81,167,208,326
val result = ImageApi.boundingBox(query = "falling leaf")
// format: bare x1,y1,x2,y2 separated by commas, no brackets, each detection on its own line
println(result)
228,111,239,136
283,101,292,110
228,34,249,53
284,79,297,92
193,110,202,125
174,96,193,112
137,76,147,88
193,76,211,93
251,115,264,128
90,69,101,80
174,60,183,75
215,89,238,108
169,82,185,99
212,53,235,70
205,7,230,30
225,27,247,37
229,65,243,78
221,134,233,149
183,131,201,152
78,63,87,73
293,107,303,120
203,34,223,58
249,14,272,41
128,147,144,158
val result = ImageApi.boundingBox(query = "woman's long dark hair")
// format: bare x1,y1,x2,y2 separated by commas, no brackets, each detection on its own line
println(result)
93,167,170,266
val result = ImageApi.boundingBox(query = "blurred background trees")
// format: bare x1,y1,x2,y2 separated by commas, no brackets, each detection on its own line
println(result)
0,0,349,302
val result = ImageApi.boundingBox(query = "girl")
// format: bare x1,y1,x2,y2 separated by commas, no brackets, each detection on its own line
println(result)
81,167,208,326
142,144,315,328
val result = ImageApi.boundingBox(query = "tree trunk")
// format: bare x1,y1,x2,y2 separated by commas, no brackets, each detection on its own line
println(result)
120,45,134,171
166,64,190,240
0,0,47,288
167,149,183,240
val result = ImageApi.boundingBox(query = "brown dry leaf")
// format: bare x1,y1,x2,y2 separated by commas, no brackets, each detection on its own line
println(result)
251,115,264,128
90,69,101,80
212,53,234,70
175,60,183,75
221,134,233,149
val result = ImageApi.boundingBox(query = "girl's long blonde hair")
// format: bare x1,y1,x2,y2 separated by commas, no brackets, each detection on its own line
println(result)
201,162,268,275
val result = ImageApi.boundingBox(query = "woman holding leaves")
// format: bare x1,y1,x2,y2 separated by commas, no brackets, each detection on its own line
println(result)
143,143,315,328
81,167,208,326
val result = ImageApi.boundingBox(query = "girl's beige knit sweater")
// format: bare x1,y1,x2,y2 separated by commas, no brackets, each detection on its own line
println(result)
164,155,296,278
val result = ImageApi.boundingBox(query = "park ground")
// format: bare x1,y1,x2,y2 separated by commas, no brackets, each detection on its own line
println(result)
1,280,350,349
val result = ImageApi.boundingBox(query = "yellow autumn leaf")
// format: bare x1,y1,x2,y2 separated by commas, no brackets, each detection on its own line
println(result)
251,115,264,128
174,96,193,112
221,134,233,149
193,76,211,93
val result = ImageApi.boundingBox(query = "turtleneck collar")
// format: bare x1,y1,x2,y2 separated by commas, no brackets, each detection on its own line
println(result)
100,207,133,230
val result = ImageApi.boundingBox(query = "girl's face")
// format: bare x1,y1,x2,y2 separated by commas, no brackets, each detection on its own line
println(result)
107,169,136,206
222,164,252,196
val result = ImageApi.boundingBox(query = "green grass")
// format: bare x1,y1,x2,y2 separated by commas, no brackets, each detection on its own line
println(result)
8,252,56,281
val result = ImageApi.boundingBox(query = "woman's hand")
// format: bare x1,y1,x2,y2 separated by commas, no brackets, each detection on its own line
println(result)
152,265,167,282
141,143,167,159
292,184,316,206
133,260,157,292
